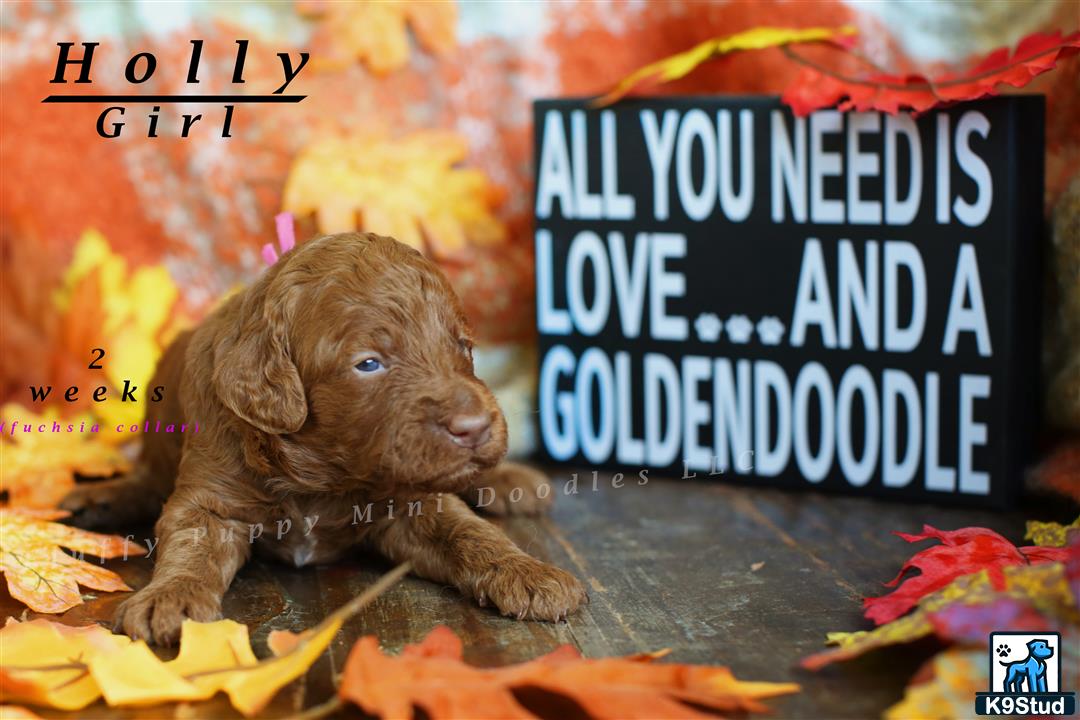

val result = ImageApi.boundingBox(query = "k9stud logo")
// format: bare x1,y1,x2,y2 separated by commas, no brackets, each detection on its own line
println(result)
976,632,1076,716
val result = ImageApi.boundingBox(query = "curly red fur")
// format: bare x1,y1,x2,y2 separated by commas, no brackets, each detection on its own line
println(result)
61,233,585,644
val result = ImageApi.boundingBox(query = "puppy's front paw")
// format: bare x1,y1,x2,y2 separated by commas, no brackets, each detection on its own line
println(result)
474,555,587,622
114,580,221,645
468,462,554,517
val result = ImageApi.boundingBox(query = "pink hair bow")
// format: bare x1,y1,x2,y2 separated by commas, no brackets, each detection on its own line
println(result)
262,212,296,265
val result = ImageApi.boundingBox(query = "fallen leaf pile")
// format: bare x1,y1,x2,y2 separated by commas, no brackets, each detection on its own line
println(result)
0,616,319,715
298,0,457,75
0,404,130,509
342,624,799,719
598,27,1080,116
0,561,798,718
0,563,410,716
802,560,1078,670
803,517,1080,718
283,130,506,259
0,508,145,613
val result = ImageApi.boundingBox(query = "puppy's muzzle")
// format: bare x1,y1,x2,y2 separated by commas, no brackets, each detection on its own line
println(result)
435,384,497,451
444,412,492,449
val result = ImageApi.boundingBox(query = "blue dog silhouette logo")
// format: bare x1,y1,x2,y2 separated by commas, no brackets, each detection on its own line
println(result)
977,631,1076,715
999,639,1054,693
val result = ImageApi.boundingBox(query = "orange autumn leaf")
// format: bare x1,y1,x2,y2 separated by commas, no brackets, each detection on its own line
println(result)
340,625,799,719
298,0,457,75
266,627,303,657
0,508,145,613
283,130,506,260
0,403,131,509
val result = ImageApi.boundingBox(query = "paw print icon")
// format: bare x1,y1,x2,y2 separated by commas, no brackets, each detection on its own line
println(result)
996,643,1011,659
726,314,754,344
756,316,786,345
694,313,723,342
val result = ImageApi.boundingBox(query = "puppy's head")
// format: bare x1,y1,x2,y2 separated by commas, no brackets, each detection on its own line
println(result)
212,233,507,494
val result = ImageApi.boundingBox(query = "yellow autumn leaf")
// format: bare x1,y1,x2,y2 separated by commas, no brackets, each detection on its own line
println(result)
0,403,130,508
224,564,409,715
0,563,411,716
0,508,145,614
0,618,131,711
1025,516,1080,547
594,26,858,107
52,229,181,433
283,130,506,259
225,617,343,716
90,642,205,706
85,618,323,714
298,0,457,75
166,618,259,691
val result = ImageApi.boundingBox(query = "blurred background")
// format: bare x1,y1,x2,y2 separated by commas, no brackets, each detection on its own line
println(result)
2,0,1077,471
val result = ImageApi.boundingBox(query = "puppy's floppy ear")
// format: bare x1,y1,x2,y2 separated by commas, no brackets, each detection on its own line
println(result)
211,281,307,434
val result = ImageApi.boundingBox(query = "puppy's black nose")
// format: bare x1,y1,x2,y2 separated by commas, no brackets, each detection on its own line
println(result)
444,413,492,449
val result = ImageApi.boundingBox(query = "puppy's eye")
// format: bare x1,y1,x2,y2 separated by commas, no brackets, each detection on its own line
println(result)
355,358,383,373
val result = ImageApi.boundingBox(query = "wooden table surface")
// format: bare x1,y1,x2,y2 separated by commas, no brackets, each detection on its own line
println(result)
4,469,1074,719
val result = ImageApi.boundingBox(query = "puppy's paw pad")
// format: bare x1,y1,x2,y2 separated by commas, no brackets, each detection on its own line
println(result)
472,463,554,517
114,582,220,645
478,556,587,622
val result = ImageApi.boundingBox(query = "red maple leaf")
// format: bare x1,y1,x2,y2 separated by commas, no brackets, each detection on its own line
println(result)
782,30,1080,116
864,525,1069,625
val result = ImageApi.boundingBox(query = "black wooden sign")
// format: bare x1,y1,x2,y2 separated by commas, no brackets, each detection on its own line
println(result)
533,96,1043,507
